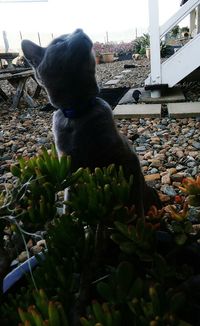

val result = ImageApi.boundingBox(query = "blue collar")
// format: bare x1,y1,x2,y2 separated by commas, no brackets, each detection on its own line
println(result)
61,97,97,119
62,108,78,118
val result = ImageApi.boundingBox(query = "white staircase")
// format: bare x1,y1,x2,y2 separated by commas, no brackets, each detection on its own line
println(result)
145,0,200,94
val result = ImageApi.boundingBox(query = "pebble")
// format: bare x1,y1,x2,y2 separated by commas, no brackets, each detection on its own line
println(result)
144,173,161,182
170,173,185,183
192,141,200,150
136,146,146,152
161,185,177,197
161,173,171,185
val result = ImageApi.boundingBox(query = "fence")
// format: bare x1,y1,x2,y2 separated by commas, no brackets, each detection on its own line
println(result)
0,31,56,54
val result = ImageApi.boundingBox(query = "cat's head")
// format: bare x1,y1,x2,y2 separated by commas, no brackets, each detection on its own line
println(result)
21,29,99,109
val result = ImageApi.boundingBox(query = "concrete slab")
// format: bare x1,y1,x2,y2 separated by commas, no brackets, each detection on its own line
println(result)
113,104,161,118
104,79,120,86
168,102,200,117
142,87,185,103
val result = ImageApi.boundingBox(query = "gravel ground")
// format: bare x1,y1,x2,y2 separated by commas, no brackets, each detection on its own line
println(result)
0,58,200,194
96,59,150,89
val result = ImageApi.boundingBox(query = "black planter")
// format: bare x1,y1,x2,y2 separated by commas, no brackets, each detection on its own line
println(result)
117,53,132,61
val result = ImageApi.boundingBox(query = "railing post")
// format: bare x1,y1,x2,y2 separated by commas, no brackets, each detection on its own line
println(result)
190,9,196,35
197,5,200,33
148,0,161,97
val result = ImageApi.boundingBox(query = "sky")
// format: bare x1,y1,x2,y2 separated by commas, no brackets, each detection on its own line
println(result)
0,0,189,50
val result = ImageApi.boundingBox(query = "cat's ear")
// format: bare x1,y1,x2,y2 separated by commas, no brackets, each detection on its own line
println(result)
21,40,45,67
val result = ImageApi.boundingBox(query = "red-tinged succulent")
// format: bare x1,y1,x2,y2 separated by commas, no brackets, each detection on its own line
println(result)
179,176,200,195
179,176,200,207
164,203,189,222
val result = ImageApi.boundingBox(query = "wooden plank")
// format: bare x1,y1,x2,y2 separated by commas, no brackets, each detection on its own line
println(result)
10,70,34,78
0,70,33,81
10,78,26,110
0,69,39,109
0,67,30,75
33,84,42,99
9,76,38,108
23,92,38,108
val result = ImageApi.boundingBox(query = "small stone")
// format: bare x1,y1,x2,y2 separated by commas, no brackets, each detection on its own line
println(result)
138,127,146,133
170,173,185,183
176,164,186,171
4,141,14,147
161,173,171,185
191,166,199,176
176,150,184,158
160,185,177,197
159,193,171,202
1,154,13,162
27,239,34,249
154,153,165,160
172,182,182,188
30,245,43,255
150,137,160,144
192,141,200,150
17,147,28,153
165,162,176,168
135,146,146,152
153,144,162,149
166,168,177,175
143,151,153,159
144,173,160,182
188,151,198,157
37,239,46,247
17,251,28,263
161,118,168,125
140,160,149,167
150,168,159,174
2,172,13,179
37,137,48,145
187,161,197,168
148,159,161,168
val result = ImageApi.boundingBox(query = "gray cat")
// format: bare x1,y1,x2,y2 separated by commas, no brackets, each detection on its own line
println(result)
21,28,161,217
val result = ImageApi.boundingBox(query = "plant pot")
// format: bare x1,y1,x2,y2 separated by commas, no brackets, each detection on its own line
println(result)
132,53,140,60
102,53,114,63
146,47,151,60
95,55,101,64
118,53,132,61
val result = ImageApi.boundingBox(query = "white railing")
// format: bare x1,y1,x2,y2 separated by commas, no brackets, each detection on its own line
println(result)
147,0,200,93
160,0,200,38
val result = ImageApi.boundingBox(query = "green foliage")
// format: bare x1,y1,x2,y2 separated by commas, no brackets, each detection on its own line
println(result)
8,145,83,227
18,289,69,326
170,25,180,38
133,34,171,58
80,301,121,326
68,165,133,225
132,33,150,55
0,147,199,325
160,42,172,58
